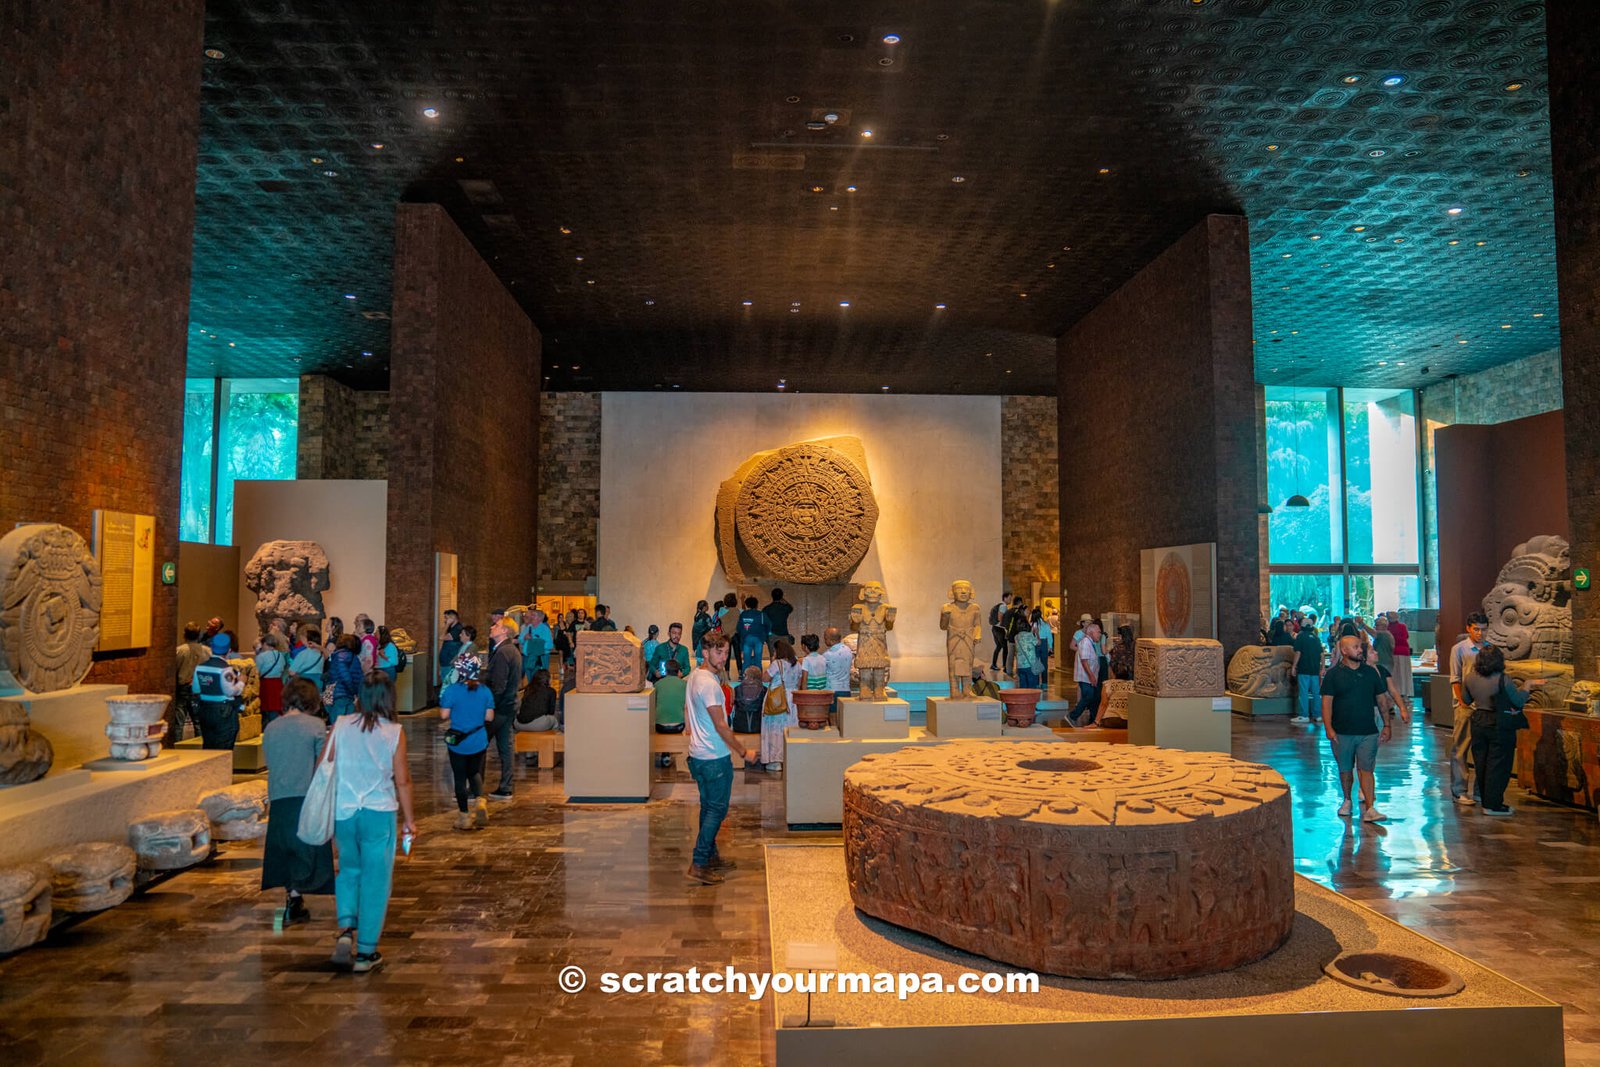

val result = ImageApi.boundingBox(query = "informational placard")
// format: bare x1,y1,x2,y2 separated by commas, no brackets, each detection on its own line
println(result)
93,509,154,651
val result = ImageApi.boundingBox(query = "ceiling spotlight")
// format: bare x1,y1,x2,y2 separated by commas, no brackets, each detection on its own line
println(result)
1341,74,1361,84
1352,225,1366,231
1266,144,1279,152
823,112,840,123
882,34,901,44
371,142,384,149
808,184,826,193
1458,338,1468,344
1309,234,1322,240
644,299,655,306
1018,292,1028,299
204,48,225,59
455,156,465,163
1368,149,1386,157
323,170,338,177
791,301,801,307
777,383,787,390
1476,240,1487,246
422,107,439,118
1449,240,1460,245
586,279,595,285
1282,253,1292,258
1533,312,1545,317
1378,361,1388,366
881,385,890,391
1098,167,1111,174
861,129,873,138
1501,323,1511,328
950,175,965,183
846,185,857,192
1446,206,1463,215
343,293,356,300
935,303,946,309
1506,82,1524,91
742,300,753,306
1382,75,1405,87
789,307,799,313
361,350,373,357
559,226,572,234
1397,362,1406,366
311,157,323,163
839,301,851,308
575,256,584,262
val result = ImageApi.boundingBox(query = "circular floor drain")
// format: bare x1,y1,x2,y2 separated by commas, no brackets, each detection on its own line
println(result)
1323,952,1464,997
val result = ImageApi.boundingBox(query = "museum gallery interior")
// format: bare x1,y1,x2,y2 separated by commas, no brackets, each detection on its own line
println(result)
3,1,1600,1064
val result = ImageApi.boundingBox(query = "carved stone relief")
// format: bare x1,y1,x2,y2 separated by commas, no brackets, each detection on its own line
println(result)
128,809,212,871
0,863,52,953
1482,535,1572,662
1226,645,1295,699
46,842,136,913
0,700,54,785
574,630,645,693
1134,638,1225,697
244,540,331,638
0,524,103,695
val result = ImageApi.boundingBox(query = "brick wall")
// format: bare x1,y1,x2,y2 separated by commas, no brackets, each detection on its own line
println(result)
1549,1,1600,681
297,374,390,480
0,0,204,693
537,392,600,585
387,204,540,640
1001,396,1060,598
1056,215,1260,655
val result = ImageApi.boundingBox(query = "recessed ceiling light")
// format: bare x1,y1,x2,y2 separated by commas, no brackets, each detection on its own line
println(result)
204,48,225,59
950,175,965,183
882,34,901,44
362,350,373,357
1352,225,1365,232
228,341,236,347
829,205,839,211
1309,234,1321,240
845,185,857,192
1382,75,1405,87
1341,74,1361,84
878,57,894,67
455,156,465,163
1518,169,1531,178
1397,361,1406,366
789,307,799,313
323,170,337,177
839,301,850,308
575,256,583,262
1506,82,1524,91
1458,338,1468,344
559,226,572,234
1098,167,1111,174
808,184,826,193
1018,292,1027,299
881,384,890,391
1533,312,1545,317
823,112,840,123
791,301,801,307
1266,144,1279,152
343,293,356,300
935,303,946,309
1281,253,1291,258
1501,323,1511,328
311,157,323,163
422,107,439,118
785,94,801,103
1368,149,1386,157
1476,241,1487,246
777,384,786,390
371,142,384,150
861,129,873,138
1047,263,1055,269
1446,206,1463,215
1393,237,1405,243
644,300,655,306
935,133,950,141
742,300,753,306
1449,240,1460,245
1378,360,1387,366
586,279,595,285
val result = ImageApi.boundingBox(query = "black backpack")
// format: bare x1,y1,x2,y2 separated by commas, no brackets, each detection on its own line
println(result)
989,602,1003,627
394,645,409,673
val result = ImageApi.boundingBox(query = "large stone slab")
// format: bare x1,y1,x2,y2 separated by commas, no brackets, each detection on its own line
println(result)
0,524,103,695
842,744,1294,979
574,630,645,693
1134,637,1225,697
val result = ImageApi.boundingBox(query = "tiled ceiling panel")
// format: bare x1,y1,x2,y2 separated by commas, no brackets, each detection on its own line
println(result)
187,0,1557,393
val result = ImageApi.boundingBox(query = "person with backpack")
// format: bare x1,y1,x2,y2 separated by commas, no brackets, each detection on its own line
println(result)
375,626,402,682
439,654,494,830
692,600,713,663
1002,596,1028,677
1463,644,1541,815
734,596,769,674
989,597,1011,674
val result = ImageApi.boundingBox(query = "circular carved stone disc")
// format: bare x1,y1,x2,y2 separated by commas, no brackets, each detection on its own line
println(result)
1155,550,1192,636
734,443,878,583
0,524,103,694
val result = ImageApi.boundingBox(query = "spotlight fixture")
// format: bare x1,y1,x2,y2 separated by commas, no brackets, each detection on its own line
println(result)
1446,206,1463,215
1368,149,1386,157
1500,323,1511,329
1382,75,1405,87
882,34,901,44
371,142,384,149
422,107,439,118
1352,225,1366,232
1506,82,1524,91
1098,167,1111,174
1309,234,1322,240
204,48,225,59
322,170,337,177
559,226,572,234
950,175,965,183
1266,144,1279,152
586,279,595,285
808,184,826,193
839,301,850,308
845,185,857,192
881,385,890,391
861,129,873,138
935,303,946,309
343,293,356,300
1341,74,1361,84
311,157,323,163
645,299,655,306
575,256,584,262
362,350,373,357
823,112,840,123
1533,312,1545,317
742,300,753,306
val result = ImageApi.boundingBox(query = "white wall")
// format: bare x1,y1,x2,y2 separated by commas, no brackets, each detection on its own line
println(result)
233,480,388,642
598,394,1003,681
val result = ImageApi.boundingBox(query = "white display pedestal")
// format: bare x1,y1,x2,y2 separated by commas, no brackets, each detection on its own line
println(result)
1001,724,1055,738
836,697,910,739
14,684,127,777
174,735,266,772
0,748,232,866
564,689,653,802
1230,693,1292,718
396,661,430,712
784,726,1065,826
1127,692,1232,753
924,697,1002,738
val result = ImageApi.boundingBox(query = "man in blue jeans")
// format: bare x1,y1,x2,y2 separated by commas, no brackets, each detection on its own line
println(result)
1289,612,1325,724
683,631,758,885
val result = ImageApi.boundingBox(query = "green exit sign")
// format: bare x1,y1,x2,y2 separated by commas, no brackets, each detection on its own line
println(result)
1576,567,1591,591
161,561,176,585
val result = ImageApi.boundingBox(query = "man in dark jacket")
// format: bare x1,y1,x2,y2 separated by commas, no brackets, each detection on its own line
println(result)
486,617,524,800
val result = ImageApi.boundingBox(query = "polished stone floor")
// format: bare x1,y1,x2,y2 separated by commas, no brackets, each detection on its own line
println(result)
2,714,1598,1066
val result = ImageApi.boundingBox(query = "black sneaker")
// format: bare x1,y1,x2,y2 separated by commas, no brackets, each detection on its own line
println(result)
352,951,384,974
488,790,513,801
283,896,311,927
331,927,356,969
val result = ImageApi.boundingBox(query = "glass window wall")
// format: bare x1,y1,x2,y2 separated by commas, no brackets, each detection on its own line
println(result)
180,377,298,545
180,380,216,543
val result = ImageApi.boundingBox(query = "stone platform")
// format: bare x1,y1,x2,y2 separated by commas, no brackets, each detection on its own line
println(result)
1230,693,1292,718
1127,692,1232,753
174,735,265,772
0,748,232,866
766,844,1563,1066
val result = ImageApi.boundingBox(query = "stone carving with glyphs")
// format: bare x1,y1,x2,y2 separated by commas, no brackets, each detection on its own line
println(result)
1134,637,1225,697
1482,535,1572,662
198,780,270,841
842,743,1294,979
46,843,136,913
0,863,52,954
574,630,645,693
0,524,103,695
0,699,54,784
128,808,212,871
1226,645,1295,699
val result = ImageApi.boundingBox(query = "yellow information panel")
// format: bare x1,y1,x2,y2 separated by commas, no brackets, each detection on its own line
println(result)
93,509,154,651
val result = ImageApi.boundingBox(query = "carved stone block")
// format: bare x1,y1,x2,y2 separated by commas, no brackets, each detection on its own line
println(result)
1505,660,1575,710
1134,638,1225,697
244,540,330,638
197,780,270,841
105,694,171,760
843,744,1295,979
574,630,645,693
1226,645,1295,699
715,436,878,584
0,523,103,695
0,699,53,784
0,864,52,953
46,842,136,913
128,808,211,871
1099,678,1133,727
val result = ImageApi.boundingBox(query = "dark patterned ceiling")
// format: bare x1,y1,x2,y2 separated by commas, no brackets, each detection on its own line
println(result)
188,0,1558,394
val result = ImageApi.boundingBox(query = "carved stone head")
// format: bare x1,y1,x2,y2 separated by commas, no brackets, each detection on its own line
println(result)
244,540,331,638
949,580,974,605
859,580,886,605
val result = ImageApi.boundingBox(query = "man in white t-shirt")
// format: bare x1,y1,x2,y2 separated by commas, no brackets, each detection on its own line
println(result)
684,631,757,885
822,627,854,715
1067,620,1102,727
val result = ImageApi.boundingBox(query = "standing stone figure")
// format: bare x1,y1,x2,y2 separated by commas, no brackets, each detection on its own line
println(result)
849,581,896,700
244,540,331,640
940,580,984,697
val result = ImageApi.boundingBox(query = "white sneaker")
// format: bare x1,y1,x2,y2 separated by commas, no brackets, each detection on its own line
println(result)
1288,715,1309,724
1362,806,1388,823
1337,800,1352,817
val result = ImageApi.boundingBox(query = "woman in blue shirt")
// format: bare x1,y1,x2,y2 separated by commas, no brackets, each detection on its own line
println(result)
439,654,494,830
376,626,400,682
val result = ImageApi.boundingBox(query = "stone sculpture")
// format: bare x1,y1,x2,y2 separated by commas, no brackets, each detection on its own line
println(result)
843,744,1294,979
1482,535,1572,662
1568,680,1600,716
715,436,878,584
46,842,136,913
940,580,984,697
0,864,52,954
104,694,171,760
198,780,270,841
1505,660,1575,711
244,540,331,639
574,630,645,693
1133,637,1225,697
1099,679,1133,728
792,690,835,730
127,808,212,871
0,523,103,695
849,581,896,701
228,656,263,740
1226,645,1296,699
0,699,54,785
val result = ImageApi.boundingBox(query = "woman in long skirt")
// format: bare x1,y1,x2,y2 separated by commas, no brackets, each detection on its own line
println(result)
260,677,334,925
762,639,801,771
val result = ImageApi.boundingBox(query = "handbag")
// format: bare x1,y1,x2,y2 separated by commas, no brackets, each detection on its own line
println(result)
296,728,338,845
1498,676,1532,731
444,723,486,747
763,678,789,716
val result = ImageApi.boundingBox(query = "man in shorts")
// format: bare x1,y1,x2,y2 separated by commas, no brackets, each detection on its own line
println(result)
1321,634,1393,822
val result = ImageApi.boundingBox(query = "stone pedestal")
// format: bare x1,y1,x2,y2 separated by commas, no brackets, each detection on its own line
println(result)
13,684,128,777
1002,723,1056,738
836,697,910,739
1127,692,1232,753
563,689,653,802
1230,693,1293,718
924,697,1002,738
173,735,266,773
